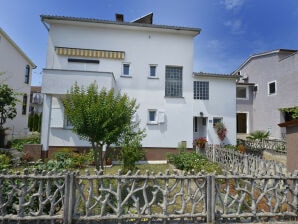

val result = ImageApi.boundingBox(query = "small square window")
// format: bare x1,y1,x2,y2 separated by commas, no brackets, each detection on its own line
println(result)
268,81,276,95
236,86,247,99
148,110,157,124
123,64,130,76
149,65,157,77
213,117,222,127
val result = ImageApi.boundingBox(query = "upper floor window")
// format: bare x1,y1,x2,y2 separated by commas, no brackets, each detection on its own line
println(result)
149,65,157,78
194,81,209,100
268,81,276,95
122,63,130,76
165,66,182,97
22,94,28,115
148,110,157,124
236,86,248,99
25,65,30,84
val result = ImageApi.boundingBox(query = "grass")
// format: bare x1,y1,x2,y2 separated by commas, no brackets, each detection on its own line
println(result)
101,163,175,175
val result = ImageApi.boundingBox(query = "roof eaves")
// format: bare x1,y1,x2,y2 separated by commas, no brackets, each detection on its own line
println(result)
40,15,201,35
0,27,36,68
193,72,239,79
231,49,298,75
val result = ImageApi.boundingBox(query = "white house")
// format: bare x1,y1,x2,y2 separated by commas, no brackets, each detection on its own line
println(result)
0,27,36,141
40,14,236,159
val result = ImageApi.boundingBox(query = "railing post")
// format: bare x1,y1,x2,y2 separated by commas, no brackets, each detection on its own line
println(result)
212,145,216,163
64,172,74,224
244,155,249,174
207,175,215,223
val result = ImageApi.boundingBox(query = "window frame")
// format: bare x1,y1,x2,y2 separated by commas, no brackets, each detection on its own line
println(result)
121,63,131,77
165,66,183,98
147,109,158,125
268,80,277,95
22,94,28,115
194,81,209,100
148,64,158,79
213,117,223,127
25,65,30,84
236,86,248,100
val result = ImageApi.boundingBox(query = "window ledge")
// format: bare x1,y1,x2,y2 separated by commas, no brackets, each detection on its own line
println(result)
147,76,159,79
164,96,184,99
147,121,158,125
120,75,132,78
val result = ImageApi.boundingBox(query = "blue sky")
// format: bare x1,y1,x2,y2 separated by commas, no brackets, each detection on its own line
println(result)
1,0,297,86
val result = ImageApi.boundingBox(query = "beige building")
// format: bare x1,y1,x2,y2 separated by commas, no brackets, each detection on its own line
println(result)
0,27,36,141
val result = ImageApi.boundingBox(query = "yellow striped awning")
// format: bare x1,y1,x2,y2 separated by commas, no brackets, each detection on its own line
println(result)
55,47,125,60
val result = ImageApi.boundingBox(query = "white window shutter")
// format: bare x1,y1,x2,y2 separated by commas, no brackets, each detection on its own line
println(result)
158,110,165,124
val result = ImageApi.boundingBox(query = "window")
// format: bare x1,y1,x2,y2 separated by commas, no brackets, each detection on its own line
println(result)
122,63,130,76
165,66,183,97
236,86,247,99
213,117,222,127
64,115,73,129
147,109,165,125
25,65,30,84
22,94,28,115
149,65,157,78
268,81,276,95
148,110,157,124
194,81,209,100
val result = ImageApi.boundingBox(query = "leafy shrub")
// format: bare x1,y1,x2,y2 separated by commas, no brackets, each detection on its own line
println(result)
0,153,11,169
120,138,144,173
167,151,222,174
11,134,40,151
247,130,270,140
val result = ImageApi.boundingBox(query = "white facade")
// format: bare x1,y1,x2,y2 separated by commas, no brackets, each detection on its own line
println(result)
0,28,36,140
41,15,236,152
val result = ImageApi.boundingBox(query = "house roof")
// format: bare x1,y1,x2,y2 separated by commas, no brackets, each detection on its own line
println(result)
231,49,298,75
0,27,36,68
193,72,239,79
40,14,201,36
278,119,298,127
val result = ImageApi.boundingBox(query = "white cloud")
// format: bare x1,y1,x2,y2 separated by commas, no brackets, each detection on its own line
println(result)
224,19,245,34
222,0,244,10
207,40,221,49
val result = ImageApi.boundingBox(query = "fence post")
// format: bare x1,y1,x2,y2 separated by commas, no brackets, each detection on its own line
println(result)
212,145,216,163
64,172,74,224
207,175,215,223
244,155,249,174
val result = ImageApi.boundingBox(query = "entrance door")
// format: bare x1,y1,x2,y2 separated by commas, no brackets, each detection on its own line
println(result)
193,117,207,140
237,113,247,133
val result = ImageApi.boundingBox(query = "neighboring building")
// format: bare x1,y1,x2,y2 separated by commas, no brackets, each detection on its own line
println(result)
234,49,298,139
40,14,237,159
0,27,36,140
29,86,43,114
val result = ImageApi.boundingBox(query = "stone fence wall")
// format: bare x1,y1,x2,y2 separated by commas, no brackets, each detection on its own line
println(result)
1,167,298,223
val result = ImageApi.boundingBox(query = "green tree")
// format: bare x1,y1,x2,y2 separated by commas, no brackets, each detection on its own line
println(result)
0,83,18,147
60,82,143,170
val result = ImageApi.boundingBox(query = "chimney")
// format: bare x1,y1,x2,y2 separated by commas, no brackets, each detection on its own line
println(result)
115,14,124,22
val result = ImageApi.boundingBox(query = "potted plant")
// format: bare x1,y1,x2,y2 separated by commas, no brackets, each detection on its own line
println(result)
214,122,227,142
193,137,208,154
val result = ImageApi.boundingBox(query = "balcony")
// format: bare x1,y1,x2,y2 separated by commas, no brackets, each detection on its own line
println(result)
42,69,116,94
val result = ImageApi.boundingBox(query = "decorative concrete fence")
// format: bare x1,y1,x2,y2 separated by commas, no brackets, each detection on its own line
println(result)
238,139,286,155
1,168,298,223
205,145,288,176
